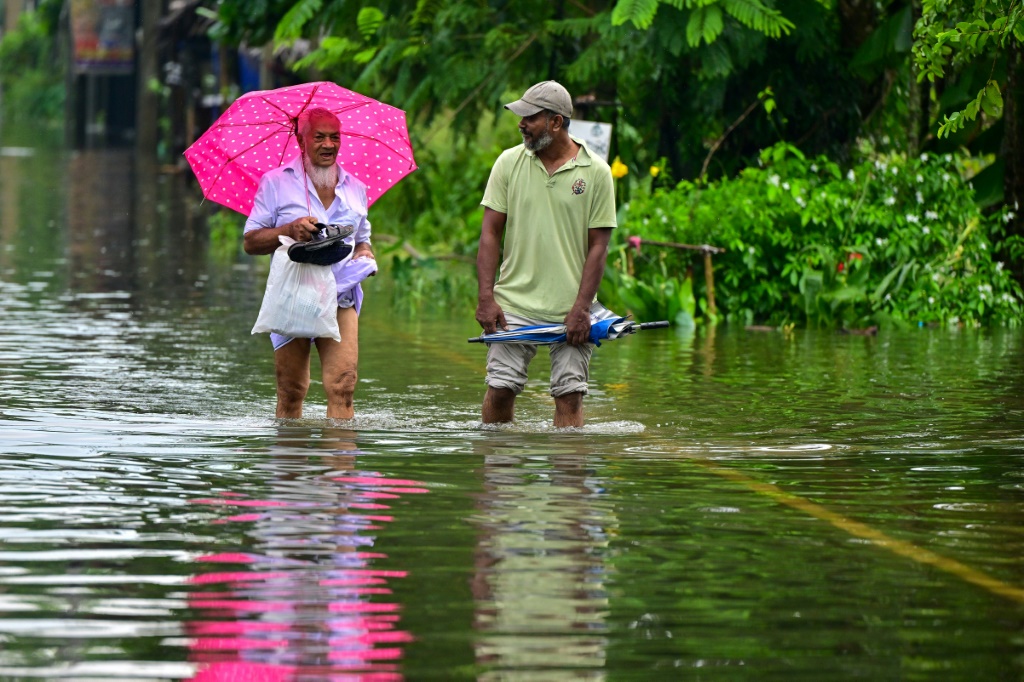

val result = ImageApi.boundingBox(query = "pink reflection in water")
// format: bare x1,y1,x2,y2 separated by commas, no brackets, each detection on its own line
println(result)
186,471,428,681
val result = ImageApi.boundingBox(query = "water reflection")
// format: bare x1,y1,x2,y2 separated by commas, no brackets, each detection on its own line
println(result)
471,436,613,679
65,149,214,299
187,428,427,680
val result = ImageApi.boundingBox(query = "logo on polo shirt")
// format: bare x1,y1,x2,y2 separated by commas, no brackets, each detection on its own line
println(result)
571,178,586,195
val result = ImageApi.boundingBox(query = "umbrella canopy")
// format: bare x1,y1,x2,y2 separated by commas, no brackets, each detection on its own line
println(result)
184,81,416,215
469,318,669,346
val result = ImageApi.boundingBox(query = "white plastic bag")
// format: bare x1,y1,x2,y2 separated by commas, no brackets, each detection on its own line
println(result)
251,236,341,341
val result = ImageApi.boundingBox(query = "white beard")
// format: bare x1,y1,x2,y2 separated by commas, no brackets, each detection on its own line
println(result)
523,130,553,152
303,156,339,190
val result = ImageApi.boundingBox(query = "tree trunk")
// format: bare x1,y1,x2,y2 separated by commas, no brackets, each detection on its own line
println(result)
135,0,161,162
1004,40,1024,282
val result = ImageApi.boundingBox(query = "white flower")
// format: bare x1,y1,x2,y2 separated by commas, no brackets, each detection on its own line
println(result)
980,293,987,300
916,191,924,204
891,167,899,175
928,296,935,304
768,174,780,186
782,182,790,190
906,214,919,223
920,153,929,162
847,170,856,182
922,226,930,234
981,242,986,250
944,154,953,162
942,173,951,183
1004,211,1016,223
933,272,941,281
997,262,1005,271
884,196,896,206
748,246,756,255
916,174,924,183
876,237,887,246
810,164,818,173
885,293,892,301
795,196,806,207
925,210,939,220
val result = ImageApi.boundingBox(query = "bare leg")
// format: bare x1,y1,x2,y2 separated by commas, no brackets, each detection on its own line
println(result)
317,306,359,420
482,386,516,424
553,392,584,428
275,338,312,418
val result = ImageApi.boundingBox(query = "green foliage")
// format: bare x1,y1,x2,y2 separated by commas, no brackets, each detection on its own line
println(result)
611,0,660,29
207,209,245,263
599,260,697,327
388,254,476,313
0,1,64,125
937,79,1003,137
361,115,514,312
274,0,323,43
914,0,1022,137
620,142,1023,328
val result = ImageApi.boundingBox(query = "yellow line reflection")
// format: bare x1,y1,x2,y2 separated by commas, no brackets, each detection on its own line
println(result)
697,460,1024,604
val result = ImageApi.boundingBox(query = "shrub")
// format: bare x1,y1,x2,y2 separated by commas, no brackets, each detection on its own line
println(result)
619,142,1022,328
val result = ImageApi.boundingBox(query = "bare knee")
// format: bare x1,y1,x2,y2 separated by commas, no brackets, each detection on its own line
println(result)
276,371,309,417
325,367,357,397
554,391,584,428
483,386,516,423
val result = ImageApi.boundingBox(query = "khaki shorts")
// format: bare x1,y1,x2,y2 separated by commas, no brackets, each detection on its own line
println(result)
485,304,612,397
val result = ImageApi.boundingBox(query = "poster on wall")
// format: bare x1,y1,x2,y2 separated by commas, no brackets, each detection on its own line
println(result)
572,120,613,162
70,0,135,75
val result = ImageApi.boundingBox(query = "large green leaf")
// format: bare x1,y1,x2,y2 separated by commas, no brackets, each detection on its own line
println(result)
612,0,660,29
686,4,724,47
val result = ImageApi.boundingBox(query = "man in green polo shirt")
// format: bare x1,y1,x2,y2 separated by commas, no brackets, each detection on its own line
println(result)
475,80,617,428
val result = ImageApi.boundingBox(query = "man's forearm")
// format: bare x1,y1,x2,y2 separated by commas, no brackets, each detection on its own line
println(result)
572,231,611,311
476,235,501,300
243,226,287,256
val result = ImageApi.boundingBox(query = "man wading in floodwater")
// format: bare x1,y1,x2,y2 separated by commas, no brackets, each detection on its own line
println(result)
475,81,617,427
243,107,377,419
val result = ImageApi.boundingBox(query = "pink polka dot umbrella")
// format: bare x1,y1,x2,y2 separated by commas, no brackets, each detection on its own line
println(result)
184,81,417,215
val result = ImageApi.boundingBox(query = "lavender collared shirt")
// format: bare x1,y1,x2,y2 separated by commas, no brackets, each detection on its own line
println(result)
245,155,376,349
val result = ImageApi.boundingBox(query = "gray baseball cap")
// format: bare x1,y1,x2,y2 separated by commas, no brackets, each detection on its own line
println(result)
504,81,573,118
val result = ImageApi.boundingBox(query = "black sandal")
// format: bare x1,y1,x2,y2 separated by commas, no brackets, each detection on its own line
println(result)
288,223,354,266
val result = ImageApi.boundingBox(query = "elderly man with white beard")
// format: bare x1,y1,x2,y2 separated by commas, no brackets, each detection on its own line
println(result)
243,107,376,420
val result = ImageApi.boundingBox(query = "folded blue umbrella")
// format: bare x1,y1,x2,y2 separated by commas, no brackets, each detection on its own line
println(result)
469,316,669,346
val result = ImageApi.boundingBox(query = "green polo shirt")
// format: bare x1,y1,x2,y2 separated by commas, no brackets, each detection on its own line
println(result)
480,137,617,320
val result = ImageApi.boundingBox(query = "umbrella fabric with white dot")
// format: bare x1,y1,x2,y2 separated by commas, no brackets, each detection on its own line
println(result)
184,81,417,216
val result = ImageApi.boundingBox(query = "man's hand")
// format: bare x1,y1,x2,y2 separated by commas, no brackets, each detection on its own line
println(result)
563,305,591,346
353,242,376,274
476,297,508,335
284,217,319,242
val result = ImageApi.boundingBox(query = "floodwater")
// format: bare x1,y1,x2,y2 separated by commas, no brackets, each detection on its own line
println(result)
1,144,1023,681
